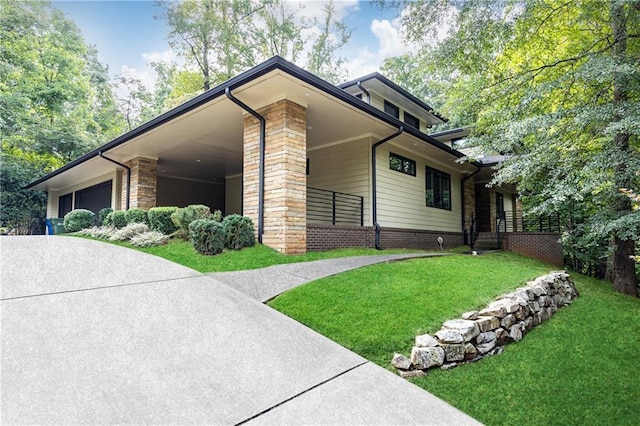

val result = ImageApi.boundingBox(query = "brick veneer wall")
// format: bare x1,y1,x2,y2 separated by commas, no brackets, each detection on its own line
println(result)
380,227,464,250
502,232,564,267
243,99,307,254
307,224,463,251
307,225,374,251
122,157,157,210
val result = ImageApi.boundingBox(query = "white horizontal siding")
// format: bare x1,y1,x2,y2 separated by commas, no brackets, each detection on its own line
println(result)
307,138,371,225
375,143,462,232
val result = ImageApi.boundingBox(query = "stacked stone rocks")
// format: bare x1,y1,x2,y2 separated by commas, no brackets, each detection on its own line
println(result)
392,271,578,378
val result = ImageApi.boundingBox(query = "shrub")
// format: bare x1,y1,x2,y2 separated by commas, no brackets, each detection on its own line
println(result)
125,208,148,225
103,211,114,226
172,204,212,235
76,226,116,239
212,209,223,222
130,231,169,248
189,219,226,255
64,209,96,233
112,211,127,228
98,208,113,226
109,222,149,241
223,214,255,250
148,206,178,235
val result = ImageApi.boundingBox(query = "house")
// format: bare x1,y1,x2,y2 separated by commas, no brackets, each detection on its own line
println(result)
28,56,559,263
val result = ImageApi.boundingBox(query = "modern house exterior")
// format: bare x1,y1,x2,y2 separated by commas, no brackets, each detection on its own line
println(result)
28,56,560,261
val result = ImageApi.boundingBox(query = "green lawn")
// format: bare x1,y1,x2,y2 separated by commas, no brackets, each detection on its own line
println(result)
268,252,640,425
75,236,431,273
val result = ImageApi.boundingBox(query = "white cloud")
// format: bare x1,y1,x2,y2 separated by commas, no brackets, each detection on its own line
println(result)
345,16,417,79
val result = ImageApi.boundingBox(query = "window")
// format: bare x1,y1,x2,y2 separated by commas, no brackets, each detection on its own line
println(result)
426,166,451,210
384,100,399,119
389,152,416,176
404,111,419,129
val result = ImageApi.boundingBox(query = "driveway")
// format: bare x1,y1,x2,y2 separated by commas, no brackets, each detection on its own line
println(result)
1,236,479,425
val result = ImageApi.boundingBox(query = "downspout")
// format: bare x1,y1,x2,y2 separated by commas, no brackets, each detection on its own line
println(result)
225,87,265,244
460,165,481,244
357,81,371,104
372,126,404,250
98,151,130,210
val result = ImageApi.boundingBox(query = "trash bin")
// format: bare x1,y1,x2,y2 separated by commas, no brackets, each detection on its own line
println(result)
47,218,66,235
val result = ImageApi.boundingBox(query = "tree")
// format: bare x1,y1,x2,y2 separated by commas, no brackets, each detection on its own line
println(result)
156,0,353,90
305,0,352,83
394,0,640,296
1,0,125,232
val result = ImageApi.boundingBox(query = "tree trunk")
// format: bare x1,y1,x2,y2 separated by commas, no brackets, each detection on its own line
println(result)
610,1,638,296
613,238,638,297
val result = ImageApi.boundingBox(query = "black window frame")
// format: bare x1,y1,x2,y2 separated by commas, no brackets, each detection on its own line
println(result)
384,100,400,119
389,152,416,177
426,166,451,210
403,111,420,129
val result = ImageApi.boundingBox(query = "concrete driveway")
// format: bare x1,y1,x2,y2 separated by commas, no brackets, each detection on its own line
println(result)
1,236,479,425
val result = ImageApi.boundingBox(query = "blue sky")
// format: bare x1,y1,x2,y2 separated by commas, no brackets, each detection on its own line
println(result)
53,0,412,89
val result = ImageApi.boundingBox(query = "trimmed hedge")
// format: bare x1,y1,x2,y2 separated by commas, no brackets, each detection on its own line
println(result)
98,208,113,226
172,204,212,234
125,208,148,225
148,206,178,235
189,219,226,255
104,211,114,226
64,209,96,233
112,210,127,228
223,214,255,250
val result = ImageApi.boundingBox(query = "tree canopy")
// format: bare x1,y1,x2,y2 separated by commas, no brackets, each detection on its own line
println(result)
1,0,126,233
385,0,640,296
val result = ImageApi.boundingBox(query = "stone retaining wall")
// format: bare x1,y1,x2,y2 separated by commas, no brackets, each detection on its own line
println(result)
392,271,578,378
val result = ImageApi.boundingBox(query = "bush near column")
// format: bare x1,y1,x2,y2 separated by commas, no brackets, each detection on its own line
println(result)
125,208,148,225
189,219,226,255
223,214,255,250
172,204,212,234
98,208,113,226
103,211,114,226
112,211,127,228
148,206,178,235
63,209,96,233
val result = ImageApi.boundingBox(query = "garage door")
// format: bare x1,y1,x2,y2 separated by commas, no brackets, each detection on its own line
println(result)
75,181,112,215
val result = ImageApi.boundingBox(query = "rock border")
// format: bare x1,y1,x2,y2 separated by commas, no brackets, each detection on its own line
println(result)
392,271,578,378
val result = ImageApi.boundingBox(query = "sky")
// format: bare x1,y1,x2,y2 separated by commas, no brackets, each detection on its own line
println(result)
52,0,416,91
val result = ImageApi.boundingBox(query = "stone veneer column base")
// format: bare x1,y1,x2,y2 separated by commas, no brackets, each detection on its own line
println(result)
123,157,158,210
243,99,307,254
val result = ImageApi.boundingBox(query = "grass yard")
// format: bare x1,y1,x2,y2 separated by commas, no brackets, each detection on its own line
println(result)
268,252,640,425
74,236,429,273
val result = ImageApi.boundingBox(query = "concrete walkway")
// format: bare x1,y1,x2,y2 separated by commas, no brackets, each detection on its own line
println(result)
1,236,479,425
210,252,448,302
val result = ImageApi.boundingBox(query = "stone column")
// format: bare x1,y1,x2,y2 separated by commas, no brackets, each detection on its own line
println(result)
124,157,158,210
463,176,476,233
243,99,307,254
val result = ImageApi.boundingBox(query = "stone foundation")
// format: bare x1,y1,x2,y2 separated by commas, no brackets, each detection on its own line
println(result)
392,271,578,377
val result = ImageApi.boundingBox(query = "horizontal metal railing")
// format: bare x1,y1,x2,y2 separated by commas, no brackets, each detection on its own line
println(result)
497,211,562,233
307,186,363,226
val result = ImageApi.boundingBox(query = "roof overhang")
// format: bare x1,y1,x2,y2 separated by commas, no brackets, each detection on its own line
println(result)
27,56,471,192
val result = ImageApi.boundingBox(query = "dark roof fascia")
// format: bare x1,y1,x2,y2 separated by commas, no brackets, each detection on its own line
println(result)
27,56,463,189
26,57,286,190
338,72,448,123
273,61,462,159
429,126,472,139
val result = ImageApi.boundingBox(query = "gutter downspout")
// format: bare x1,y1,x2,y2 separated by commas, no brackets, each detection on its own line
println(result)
460,165,481,245
225,87,265,244
372,126,404,250
98,151,130,210
357,81,371,104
